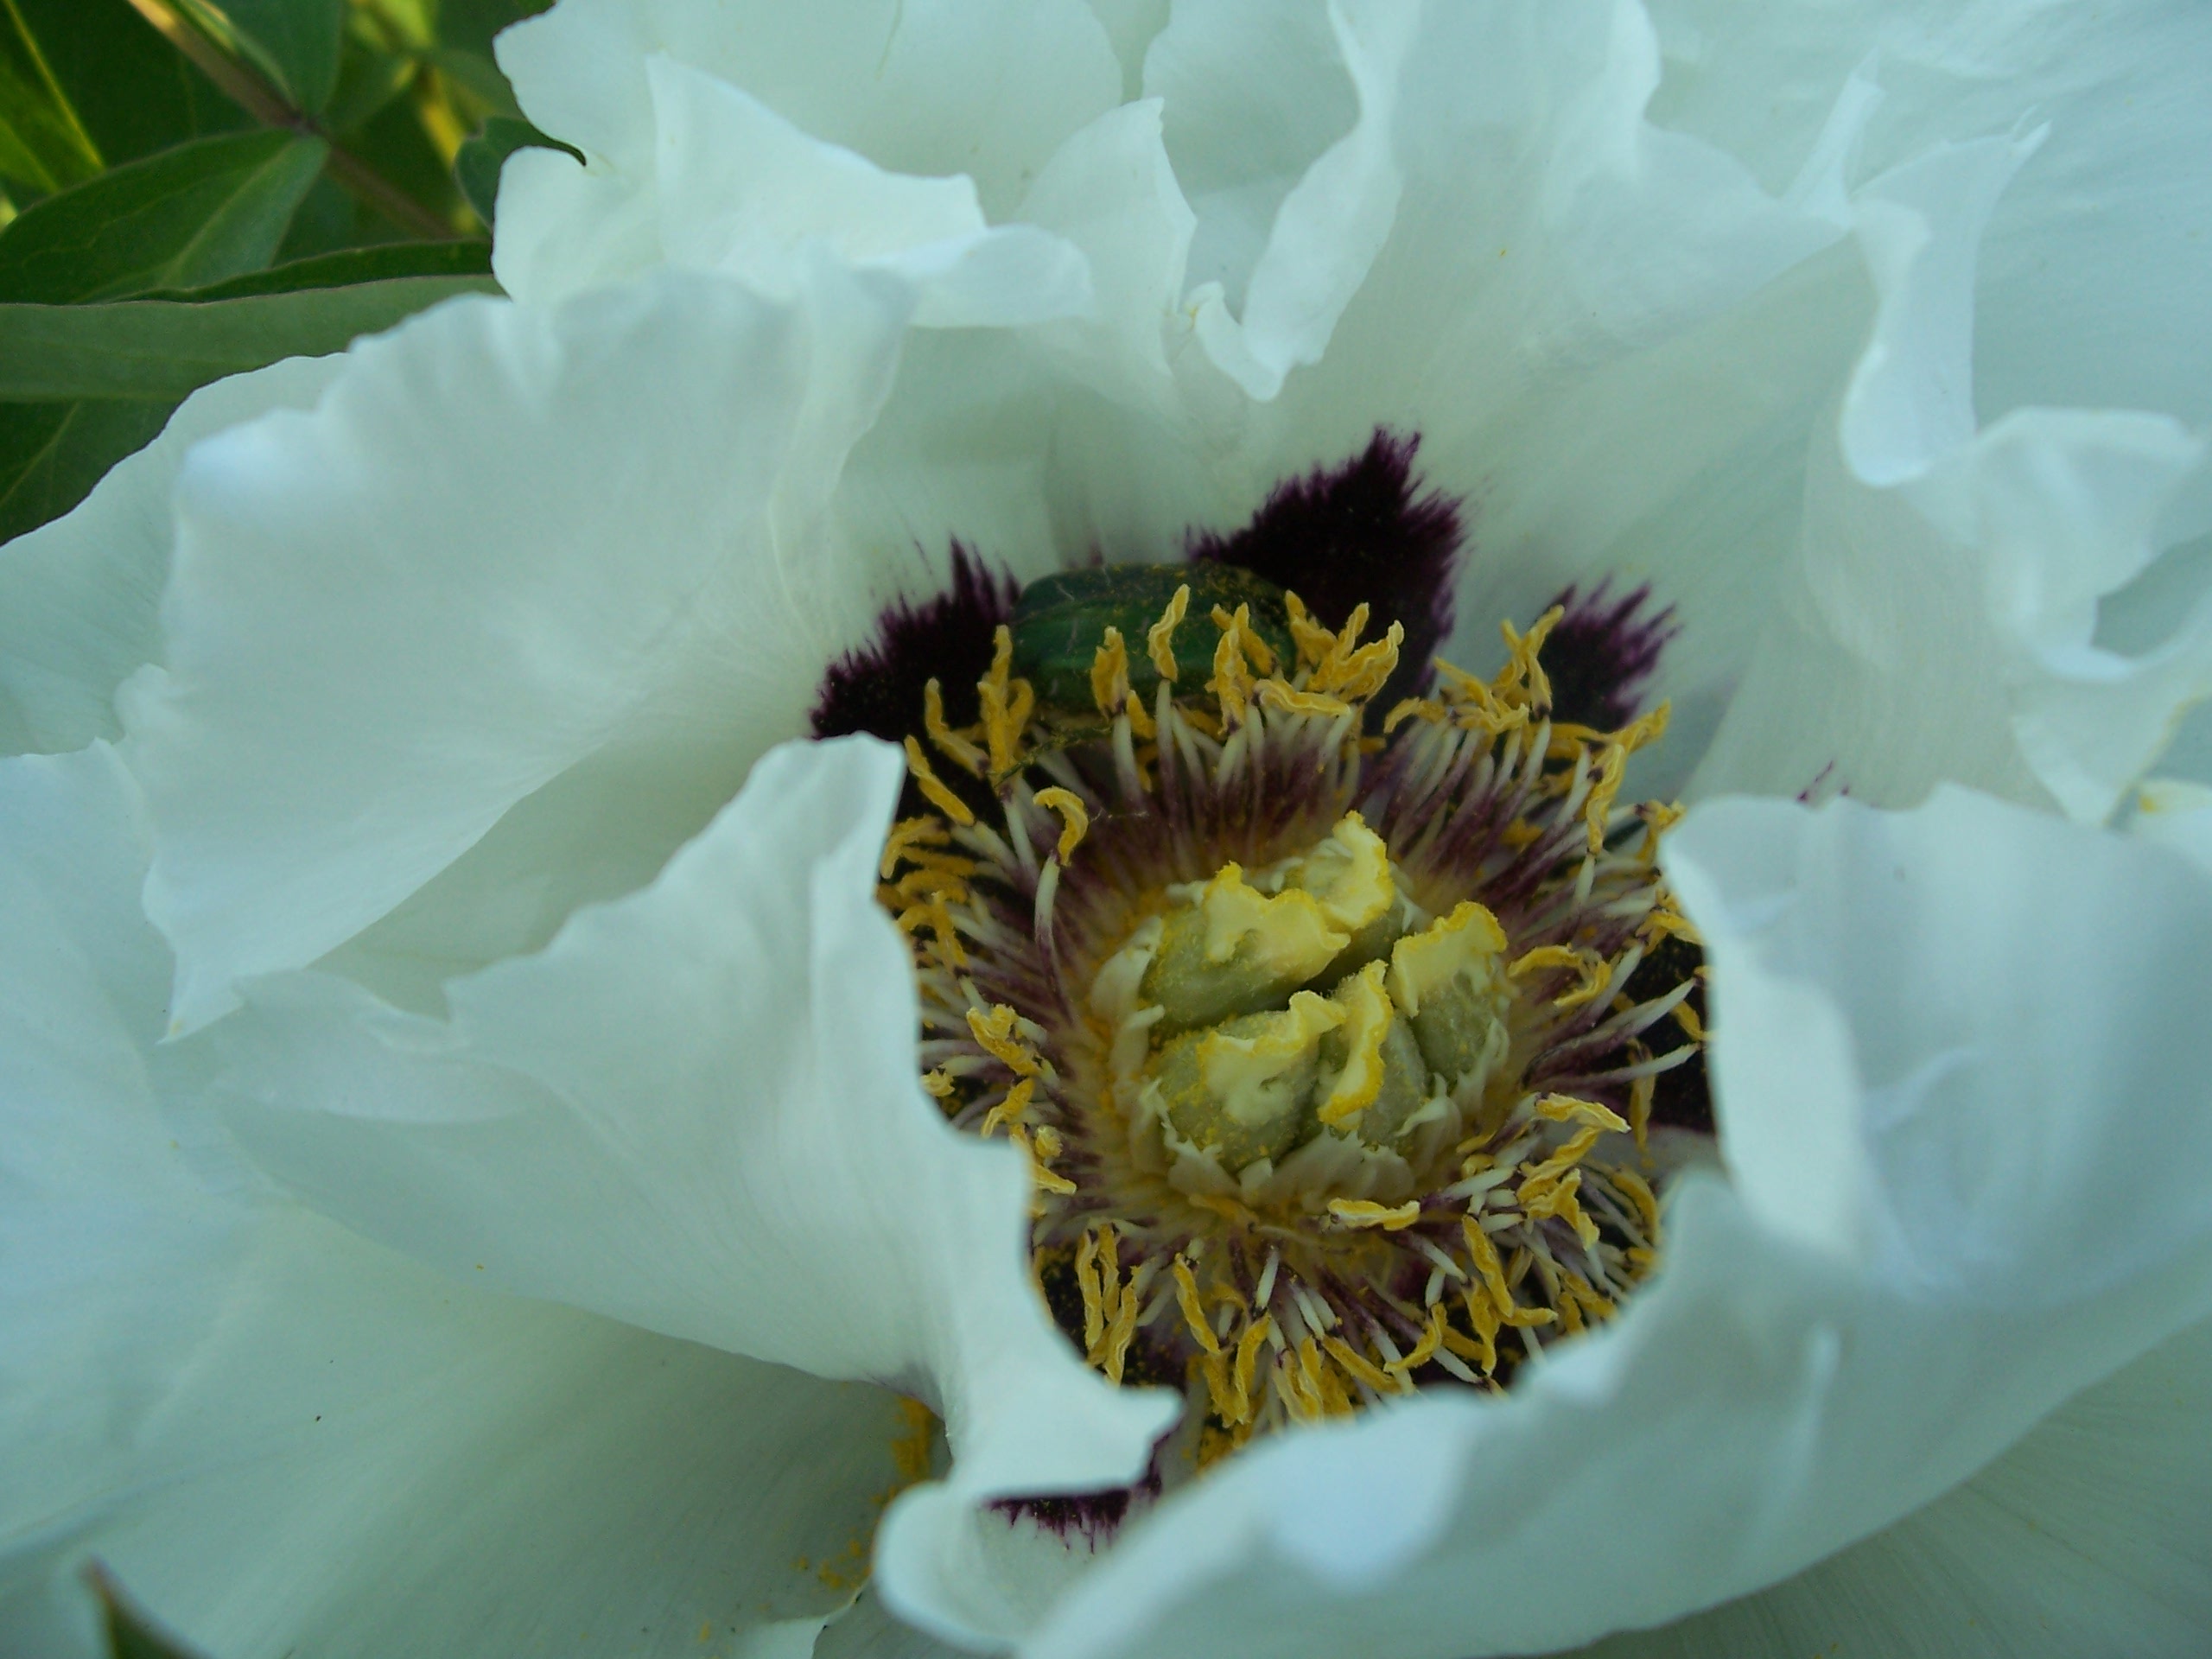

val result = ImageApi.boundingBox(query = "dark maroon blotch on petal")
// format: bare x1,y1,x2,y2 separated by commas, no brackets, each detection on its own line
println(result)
811,542,1018,816
1537,580,1679,732
1188,429,1463,717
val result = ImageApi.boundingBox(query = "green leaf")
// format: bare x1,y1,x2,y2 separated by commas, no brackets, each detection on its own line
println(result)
0,130,327,304
175,0,347,113
0,0,105,193
0,398,176,543
87,1564,212,1659
0,274,499,400
454,114,575,226
149,236,491,298
8,0,247,169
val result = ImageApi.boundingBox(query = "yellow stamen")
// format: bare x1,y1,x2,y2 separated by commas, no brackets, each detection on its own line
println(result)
1090,627,1157,739
1327,1198,1422,1231
1535,1094,1630,1135
977,626,1034,778
880,815,949,880
1256,679,1354,720
1283,591,1338,670
1322,1334,1402,1396
1173,1257,1222,1356
1147,583,1191,682
966,1003,1041,1077
980,1077,1036,1137
1230,1314,1274,1423
1008,1122,1077,1200
902,737,976,827
1386,1303,1448,1380
923,680,987,776
1075,1232,1105,1352
1032,786,1090,862
920,1068,956,1100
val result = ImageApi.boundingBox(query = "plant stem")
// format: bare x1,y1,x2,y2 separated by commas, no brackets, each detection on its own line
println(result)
121,0,465,243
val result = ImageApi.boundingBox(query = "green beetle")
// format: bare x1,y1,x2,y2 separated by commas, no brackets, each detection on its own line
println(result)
1008,563,1299,717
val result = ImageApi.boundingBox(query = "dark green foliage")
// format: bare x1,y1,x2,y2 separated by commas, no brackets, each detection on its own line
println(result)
0,130,327,302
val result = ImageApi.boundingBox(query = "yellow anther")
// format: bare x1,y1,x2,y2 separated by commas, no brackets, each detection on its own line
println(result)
1173,1258,1222,1357
1497,606,1562,711
1674,999,1707,1043
923,680,986,777
977,626,1034,778
1508,944,1583,979
1074,1231,1106,1352
1230,1313,1274,1424
1008,1123,1077,1200
1535,1094,1630,1135
880,816,949,880
902,737,976,827
1326,620,1402,703
895,897,966,969
920,1068,956,1100
1209,602,1278,676
1101,1271,1141,1382
1629,1071,1656,1150
966,1003,1040,1078
1444,1294,1497,1375
1208,620,1254,724
1387,1303,1448,1379
1459,1215,1513,1306
1255,679,1353,721
1089,627,1157,739
1609,1165,1661,1236
1518,1126,1604,1200
1327,1198,1422,1231
1147,583,1191,682
1521,1167,1600,1250
1637,798,1685,861
1382,696,1446,733
1033,787,1090,863
1322,1334,1403,1396
980,1077,1035,1137
1283,591,1338,670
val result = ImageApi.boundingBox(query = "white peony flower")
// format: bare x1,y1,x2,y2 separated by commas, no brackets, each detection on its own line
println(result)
4,2,2212,1656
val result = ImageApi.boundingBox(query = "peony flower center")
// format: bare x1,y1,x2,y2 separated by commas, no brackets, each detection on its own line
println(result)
875,557,1706,1475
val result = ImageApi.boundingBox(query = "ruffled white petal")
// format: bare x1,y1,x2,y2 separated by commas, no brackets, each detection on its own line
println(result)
1695,133,2212,815
493,0,1120,309
0,356,343,758
122,270,915,1033
951,785,2212,1658
1645,0,2212,431
0,745,911,1659
1578,1313,2212,1658
204,736,1176,1624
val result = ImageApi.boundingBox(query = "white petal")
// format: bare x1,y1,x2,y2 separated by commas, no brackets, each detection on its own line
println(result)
988,786,2212,1657
493,0,1122,303
1645,0,2212,431
1696,136,2212,814
1016,99,1197,406
1578,1313,2212,1658
0,356,342,757
121,270,914,1034
0,745,910,1659
1146,0,1420,400
2133,778,2212,880
206,738,1177,1603
500,53,1093,327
